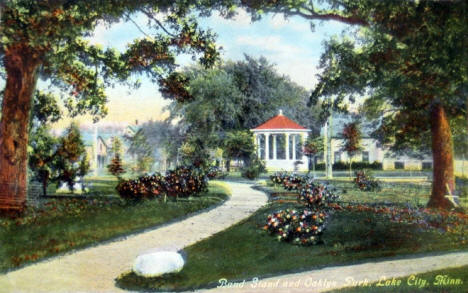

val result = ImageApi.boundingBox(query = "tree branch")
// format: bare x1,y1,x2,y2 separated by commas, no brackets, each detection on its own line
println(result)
125,13,152,38
140,8,175,37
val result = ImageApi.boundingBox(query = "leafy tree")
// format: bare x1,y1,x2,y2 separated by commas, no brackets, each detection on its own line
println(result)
303,135,324,177
223,130,255,170
55,123,87,193
27,91,63,196
341,122,362,177
107,153,125,180
240,0,466,209
179,136,211,168
28,126,59,196
0,0,235,211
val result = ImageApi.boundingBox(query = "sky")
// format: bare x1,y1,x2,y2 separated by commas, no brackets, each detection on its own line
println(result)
47,9,351,129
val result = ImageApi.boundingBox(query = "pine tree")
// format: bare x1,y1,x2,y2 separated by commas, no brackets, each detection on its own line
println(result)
108,153,125,180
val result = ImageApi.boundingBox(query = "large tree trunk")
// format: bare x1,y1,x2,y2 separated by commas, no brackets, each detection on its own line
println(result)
0,47,40,213
427,104,455,209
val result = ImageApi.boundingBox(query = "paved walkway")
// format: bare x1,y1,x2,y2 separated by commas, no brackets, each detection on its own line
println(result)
0,182,268,293
208,251,468,292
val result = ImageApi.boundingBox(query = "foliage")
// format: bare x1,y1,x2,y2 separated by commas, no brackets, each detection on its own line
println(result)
303,1,466,207
303,136,324,157
1,0,229,118
223,130,255,165
116,166,208,200
116,173,165,200
240,156,266,180
315,161,382,171
107,153,125,179
353,170,381,192
178,136,211,168
264,208,327,245
29,123,89,194
341,122,361,157
28,126,59,196
267,172,339,245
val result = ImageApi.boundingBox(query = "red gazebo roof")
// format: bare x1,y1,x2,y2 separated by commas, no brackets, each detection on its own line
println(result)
252,113,308,130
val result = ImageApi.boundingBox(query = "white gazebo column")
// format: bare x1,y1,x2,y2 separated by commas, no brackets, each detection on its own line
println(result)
285,133,290,160
301,133,307,161
265,133,269,160
292,134,296,161
273,134,277,160
256,134,261,159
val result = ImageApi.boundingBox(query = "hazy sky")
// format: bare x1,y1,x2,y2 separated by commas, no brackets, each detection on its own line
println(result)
46,9,350,129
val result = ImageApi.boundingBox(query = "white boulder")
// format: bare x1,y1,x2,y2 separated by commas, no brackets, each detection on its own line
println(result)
133,251,185,277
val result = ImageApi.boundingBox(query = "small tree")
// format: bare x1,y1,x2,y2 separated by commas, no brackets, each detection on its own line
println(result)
28,126,59,196
303,136,324,177
55,123,86,193
108,153,125,180
341,122,362,177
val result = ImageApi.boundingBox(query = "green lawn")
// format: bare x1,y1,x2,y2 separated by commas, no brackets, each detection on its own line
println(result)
330,265,468,292
0,180,230,272
45,176,119,197
116,198,468,292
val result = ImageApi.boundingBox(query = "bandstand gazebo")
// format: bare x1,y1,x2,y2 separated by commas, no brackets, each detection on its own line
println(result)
251,110,311,171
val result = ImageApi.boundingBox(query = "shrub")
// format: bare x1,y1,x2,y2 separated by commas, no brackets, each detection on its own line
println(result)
116,166,208,200
299,182,339,209
315,161,382,171
354,169,381,191
116,173,164,200
164,166,208,197
241,157,266,180
264,208,327,245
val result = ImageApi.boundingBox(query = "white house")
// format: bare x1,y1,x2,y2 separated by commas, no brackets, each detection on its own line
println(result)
320,115,433,170
251,110,311,171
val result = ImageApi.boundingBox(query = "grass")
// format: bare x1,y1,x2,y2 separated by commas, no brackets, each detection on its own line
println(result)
44,176,119,197
0,180,230,272
330,265,468,292
116,195,468,292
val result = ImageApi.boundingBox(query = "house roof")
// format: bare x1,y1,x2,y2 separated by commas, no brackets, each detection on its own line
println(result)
252,112,309,131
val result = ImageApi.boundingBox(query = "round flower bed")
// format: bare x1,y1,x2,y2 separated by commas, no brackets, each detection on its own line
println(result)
264,208,328,245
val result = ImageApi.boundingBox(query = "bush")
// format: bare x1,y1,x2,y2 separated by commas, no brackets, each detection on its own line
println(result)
264,208,327,245
241,157,266,180
164,166,208,197
116,173,165,200
315,161,382,171
354,169,381,191
116,166,208,200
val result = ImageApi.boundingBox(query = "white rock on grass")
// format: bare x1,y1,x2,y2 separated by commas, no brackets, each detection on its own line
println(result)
133,251,185,277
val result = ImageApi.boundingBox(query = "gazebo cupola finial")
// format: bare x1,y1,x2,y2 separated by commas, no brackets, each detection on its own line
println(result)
278,109,283,116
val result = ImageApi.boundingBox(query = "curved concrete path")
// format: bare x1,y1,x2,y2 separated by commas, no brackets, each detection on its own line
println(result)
0,182,268,293
206,250,468,292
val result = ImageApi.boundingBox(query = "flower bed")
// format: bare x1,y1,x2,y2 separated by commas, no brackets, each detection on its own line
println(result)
265,172,339,245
